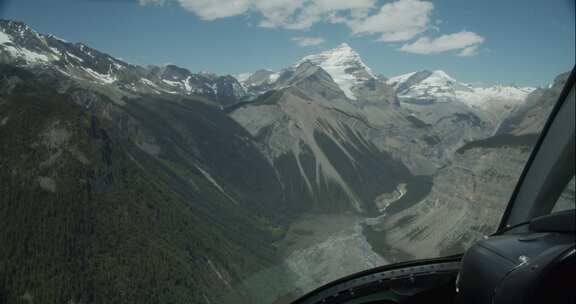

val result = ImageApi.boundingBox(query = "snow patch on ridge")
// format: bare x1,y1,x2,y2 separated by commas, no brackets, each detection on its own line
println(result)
162,79,182,87
183,75,192,92
0,31,13,44
235,73,252,83
456,85,536,109
269,72,280,83
2,45,50,63
65,52,83,62
386,71,416,89
83,67,116,84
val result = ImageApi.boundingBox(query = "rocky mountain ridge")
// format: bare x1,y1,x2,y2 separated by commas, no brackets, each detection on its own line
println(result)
0,19,247,106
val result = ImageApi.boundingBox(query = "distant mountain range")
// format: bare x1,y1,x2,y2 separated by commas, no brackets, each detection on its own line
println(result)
0,18,568,304
0,19,535,110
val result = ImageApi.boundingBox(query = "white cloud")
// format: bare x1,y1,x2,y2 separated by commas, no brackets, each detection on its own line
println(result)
252,0,306,28
176,0,251,20
291,36,325,46
255,0,377,30
255,0,316,30
139,0,485,56
457,45,479,57
400,31,485,55
348,0,433,42
141,0,376,29
138,0,167,5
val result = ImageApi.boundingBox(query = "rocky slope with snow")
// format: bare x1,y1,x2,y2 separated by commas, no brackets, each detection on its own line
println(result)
367,74,570,261
0,19,247,106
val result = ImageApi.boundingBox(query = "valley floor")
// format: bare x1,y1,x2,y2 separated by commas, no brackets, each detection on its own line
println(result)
257,179,431,303
242,210,407,303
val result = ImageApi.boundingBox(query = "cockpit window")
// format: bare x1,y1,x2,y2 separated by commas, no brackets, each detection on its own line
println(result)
0,0,574,303
552,176,576,213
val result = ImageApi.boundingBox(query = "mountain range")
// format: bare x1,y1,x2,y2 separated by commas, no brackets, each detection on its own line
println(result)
0,19,566,304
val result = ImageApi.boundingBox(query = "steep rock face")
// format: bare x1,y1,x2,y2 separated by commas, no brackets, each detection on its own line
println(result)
497,72,570,135
0,64,290,304
400,100,494,161
230,88,416,215
275,61,348,102
368,73,568,262
232,70,484,180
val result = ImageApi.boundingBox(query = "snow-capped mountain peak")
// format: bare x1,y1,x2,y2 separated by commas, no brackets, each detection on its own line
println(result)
296,43,376,100
417,70,466,91
387,69,471,103
387,68,536,121
236,43,396,104
388,69,534,105
430,70,456,82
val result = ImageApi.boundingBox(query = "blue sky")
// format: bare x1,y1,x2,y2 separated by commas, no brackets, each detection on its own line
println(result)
0,0,574,86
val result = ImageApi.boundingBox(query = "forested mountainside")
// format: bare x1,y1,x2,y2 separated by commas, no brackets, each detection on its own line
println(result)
0,18,568,304
0,64,292,303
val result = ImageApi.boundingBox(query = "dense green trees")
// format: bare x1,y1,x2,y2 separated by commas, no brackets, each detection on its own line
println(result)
0,65,282,303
